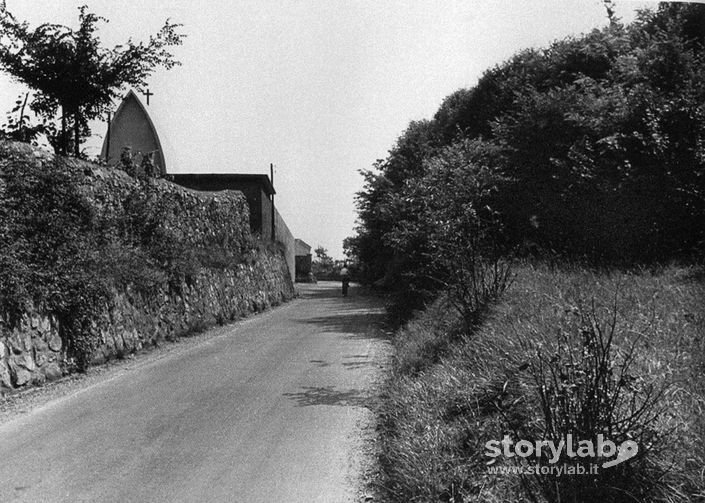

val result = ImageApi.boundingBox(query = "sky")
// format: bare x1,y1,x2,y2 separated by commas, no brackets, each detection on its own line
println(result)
0,0,659,258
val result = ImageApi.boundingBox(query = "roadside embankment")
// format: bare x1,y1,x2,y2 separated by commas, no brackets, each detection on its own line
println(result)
376,263,705,503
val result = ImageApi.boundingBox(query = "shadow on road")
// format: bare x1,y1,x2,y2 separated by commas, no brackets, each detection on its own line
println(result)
299,311,387,337
295,281,379,301
281,282,391,409
342,354,373,369
283,386,367,407
293,282,389,338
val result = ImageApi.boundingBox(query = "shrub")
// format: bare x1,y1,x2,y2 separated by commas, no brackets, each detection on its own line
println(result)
0,147,113,366
521,299,667,502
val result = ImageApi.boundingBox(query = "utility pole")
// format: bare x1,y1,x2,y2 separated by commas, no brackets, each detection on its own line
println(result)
270,163,276,241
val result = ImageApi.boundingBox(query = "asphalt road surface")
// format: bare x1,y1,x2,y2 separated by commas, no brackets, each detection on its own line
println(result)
0,282,389,503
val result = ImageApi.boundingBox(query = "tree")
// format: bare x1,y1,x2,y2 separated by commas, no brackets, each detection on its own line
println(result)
313,246,333,267
386,138,512,332
312,246,336,279
349,2,705,313
0,5,184,156
0,92,44,144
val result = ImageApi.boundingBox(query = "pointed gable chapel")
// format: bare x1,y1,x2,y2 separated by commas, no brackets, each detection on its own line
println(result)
101,90,166,174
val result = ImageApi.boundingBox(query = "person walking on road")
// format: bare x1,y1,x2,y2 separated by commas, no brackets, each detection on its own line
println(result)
340,262,350,297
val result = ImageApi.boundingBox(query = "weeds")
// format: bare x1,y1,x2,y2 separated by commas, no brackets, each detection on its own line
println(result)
376,263,705,503
522,298,668,502
443,256,513,335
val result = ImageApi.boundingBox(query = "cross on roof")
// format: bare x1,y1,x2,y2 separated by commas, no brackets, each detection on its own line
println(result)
142,89,153,105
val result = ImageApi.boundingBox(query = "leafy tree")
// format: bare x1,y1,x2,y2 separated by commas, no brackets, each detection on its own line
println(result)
313,246,333,267
0,92,44,144
342,236,357,261
312,246,337,279
386,138,512,330
350,168,396,285
353,2,705,284
350,120,441,288
0,5,184,156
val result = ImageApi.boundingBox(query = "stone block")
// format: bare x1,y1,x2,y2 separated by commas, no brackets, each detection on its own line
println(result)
48,332,62,352
12,353,36,371
19,313,31,332
112,333,124,352
90,349,106,365
37,316,51,335
8,359,32,387
8,332,29,354
33,335,48,353
34,350,48,368
0,360,12,389
43,363,63,382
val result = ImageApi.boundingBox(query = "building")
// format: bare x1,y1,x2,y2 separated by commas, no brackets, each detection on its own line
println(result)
294,239,313,282
101,90,166,174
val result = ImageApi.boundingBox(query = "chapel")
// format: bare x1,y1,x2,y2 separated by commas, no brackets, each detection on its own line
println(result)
101,90,166,174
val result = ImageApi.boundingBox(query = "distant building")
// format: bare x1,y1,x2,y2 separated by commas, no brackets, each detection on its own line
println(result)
101,90,166,174
295,239,311,256
294,239,313,282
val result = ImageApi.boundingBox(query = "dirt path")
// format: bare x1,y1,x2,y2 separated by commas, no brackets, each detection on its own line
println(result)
0,282,389,503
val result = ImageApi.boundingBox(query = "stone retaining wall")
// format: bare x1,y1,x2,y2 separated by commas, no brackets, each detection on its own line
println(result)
92,251,294,364
0,312,62,389
0,248,293,391
0,142,296,393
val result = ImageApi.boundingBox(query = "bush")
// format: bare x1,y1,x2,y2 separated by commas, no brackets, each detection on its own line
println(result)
0,147,112,366
522,299,667,502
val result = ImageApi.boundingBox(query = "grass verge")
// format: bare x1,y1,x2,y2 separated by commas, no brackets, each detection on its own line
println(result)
376,262,705,502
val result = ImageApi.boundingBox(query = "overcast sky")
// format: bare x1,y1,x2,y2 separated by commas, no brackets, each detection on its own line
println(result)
0,0,658,257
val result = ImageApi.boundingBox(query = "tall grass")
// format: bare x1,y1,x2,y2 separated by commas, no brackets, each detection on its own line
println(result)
376,263,705,502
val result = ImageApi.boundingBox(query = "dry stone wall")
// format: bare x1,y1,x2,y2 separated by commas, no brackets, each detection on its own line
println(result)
91,253,293,364
0,142,295,393
0,248,293,390
0,312,62,389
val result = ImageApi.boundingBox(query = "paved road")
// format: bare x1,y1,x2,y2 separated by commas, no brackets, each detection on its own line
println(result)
0,282,388,503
